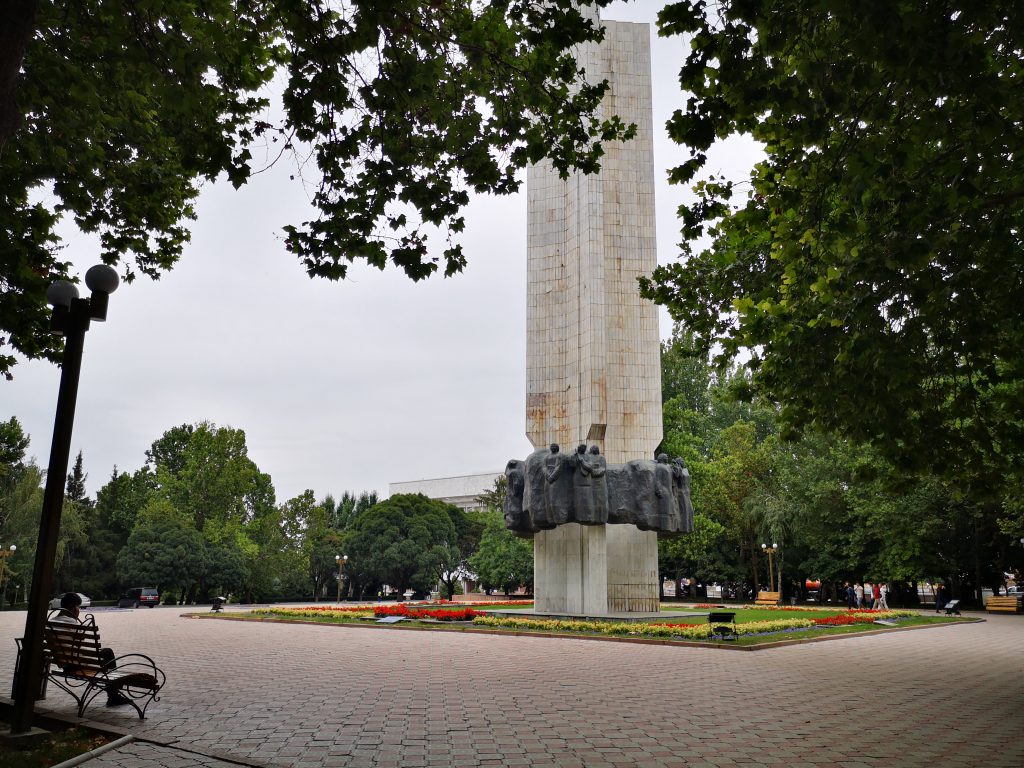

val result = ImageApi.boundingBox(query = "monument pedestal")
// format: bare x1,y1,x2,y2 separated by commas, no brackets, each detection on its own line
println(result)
534,523,658,615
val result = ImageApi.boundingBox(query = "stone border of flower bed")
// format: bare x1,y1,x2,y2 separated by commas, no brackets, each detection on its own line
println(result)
184,610,982,651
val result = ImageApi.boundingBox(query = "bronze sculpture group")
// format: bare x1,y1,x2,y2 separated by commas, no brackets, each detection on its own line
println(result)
504,444,693,538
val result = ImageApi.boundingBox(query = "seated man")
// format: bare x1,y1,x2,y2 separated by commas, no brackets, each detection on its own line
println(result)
52,592,130,706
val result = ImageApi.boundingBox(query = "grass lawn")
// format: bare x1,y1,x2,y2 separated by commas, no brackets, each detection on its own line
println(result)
662,605,862,621
0,726,109,767
724,614,970,645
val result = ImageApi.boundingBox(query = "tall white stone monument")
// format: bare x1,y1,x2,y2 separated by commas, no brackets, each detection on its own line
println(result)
526,16,662,615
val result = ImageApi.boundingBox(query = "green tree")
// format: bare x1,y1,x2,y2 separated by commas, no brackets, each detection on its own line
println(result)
1,0,631,378
239,503,289,603
148,422,273,536
0,417,30,479
660,325,712,414
0,461,43,604
203,540,249,599
659,327,776,463
643,1,1024,492
0,417,32,597
658,512,725,596
116,498,206,597
423,542,467,600
476,474,508,512
60,498,124,600
94,465,155,536
432,503,487,598
296,491,338,600
657,330,785,592
468,511,533,596
346,494,457,596
65,450,88,505
698,421,778,592
331,491,380,532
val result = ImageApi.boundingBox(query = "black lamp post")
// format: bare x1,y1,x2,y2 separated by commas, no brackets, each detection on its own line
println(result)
335,554,348,603
10,265,119,734
761,543,778,592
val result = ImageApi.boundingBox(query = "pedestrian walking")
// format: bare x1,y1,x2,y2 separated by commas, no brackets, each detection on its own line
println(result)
855,583,864,608
878,582,889,610
845,582,856,609
871,582,881,609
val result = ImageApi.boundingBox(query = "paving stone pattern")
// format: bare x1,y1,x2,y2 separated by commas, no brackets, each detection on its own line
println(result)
1,608,1022,767
90,741,245,767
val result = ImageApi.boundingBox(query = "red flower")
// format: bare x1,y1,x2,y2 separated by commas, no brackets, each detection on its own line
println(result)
813,614,877,626
373,604,481,621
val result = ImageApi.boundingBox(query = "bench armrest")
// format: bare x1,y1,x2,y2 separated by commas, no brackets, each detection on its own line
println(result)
101,654,166,689
108,653,160,672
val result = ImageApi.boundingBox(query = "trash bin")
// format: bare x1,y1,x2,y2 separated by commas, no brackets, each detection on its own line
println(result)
12,638,48,701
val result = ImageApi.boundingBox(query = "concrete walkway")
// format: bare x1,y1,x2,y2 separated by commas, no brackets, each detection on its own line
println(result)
1,606,1021,767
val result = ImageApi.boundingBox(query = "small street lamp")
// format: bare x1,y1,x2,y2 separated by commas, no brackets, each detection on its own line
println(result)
335,554,348,603
761,543,778,592
0,544,17,609
10,265,119,735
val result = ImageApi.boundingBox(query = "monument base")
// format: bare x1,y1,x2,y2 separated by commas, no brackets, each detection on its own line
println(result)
534,523,658,615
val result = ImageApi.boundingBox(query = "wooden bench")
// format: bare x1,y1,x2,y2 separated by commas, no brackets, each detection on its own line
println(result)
754,591,781,606
985,596,1021,614
43,616,166,719
708,612,737,641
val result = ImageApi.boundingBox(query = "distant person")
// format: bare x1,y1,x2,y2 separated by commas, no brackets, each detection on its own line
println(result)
854,583,865,608
871,583,881,609
877,583,889,610
936,584,948,612
845,582,856,609
51,593,130,707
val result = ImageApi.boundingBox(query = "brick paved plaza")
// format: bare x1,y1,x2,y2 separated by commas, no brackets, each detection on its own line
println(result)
1,606,1021,767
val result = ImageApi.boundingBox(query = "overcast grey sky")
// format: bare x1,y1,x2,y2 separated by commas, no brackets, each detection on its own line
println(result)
5,1,761,504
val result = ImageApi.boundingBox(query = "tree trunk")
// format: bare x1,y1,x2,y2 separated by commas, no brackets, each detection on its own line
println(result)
972,518,983,605
750,545,760,593
0,0,39,143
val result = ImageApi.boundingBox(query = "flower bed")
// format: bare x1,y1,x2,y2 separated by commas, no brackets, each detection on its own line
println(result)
472,608,920,639
472,615,816,639
374,604,482,621
432,600,533,608
247,603,921,639
811,609,915,625
281,604,379,613
743,605,917,616
253,606,375,620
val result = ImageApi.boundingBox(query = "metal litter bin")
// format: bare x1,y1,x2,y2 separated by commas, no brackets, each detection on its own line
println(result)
12,638,48,700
